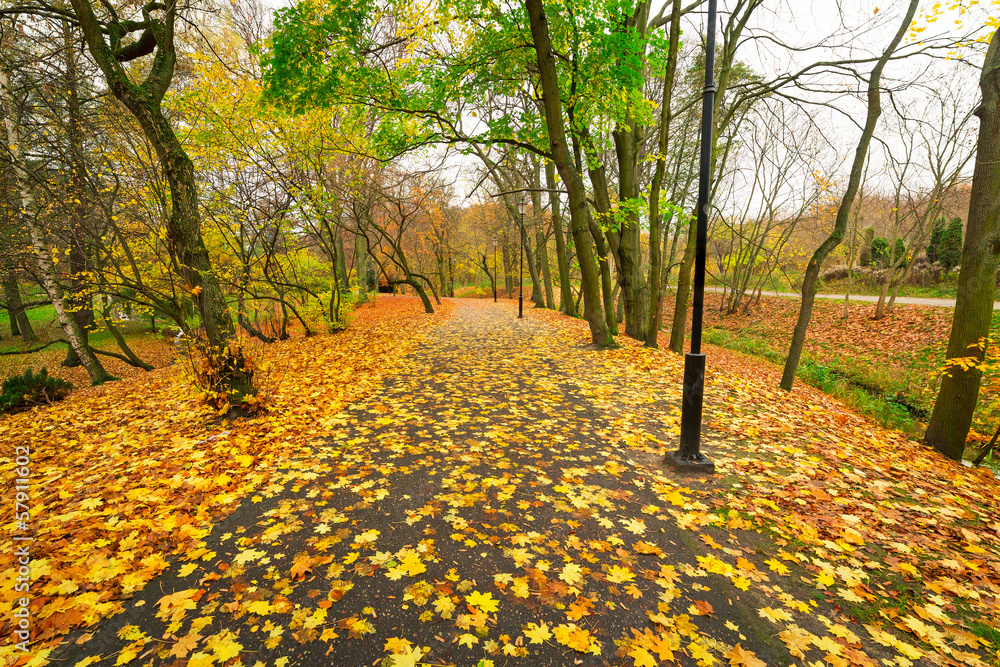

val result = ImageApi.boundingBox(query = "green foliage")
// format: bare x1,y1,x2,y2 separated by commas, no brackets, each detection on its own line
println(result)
261,0,668,158
870,237,889,268
939,216,963,271
859,227,875,267
892,238,908,268
0,367,73,413
927,217,946,263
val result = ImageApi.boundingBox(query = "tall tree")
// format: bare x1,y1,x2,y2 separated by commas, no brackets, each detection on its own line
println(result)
2,0,254,398
780,0,919,391
0,60,110,383
525,0,611,346
924,26,1000,462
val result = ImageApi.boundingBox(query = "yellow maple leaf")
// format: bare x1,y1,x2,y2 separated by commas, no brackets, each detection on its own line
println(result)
725,644,766,667
560,562,583,586
628,647,657,667
186,653,216,667
466,590,499,614
511,578,530,598
764,558,790,575
524,621,553,644
606,565,636,583
553,624,593,652
689,640,714,665
779,628,812,659
206,632,242,661
457,633,479,648
758,607,792,624
178,563,199,577
622,518,647,535
156,589,198,622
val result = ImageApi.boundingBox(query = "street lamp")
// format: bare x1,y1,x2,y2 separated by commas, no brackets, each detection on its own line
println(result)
492,236,498,302
516,196,527,318
665,0,717,475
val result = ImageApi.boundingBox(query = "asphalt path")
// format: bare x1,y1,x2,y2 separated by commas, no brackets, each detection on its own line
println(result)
703,286,1000,309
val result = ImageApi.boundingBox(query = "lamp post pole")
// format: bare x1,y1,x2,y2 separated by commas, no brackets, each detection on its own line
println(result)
666,0,716,474
492,236,498,302
517,196,527,318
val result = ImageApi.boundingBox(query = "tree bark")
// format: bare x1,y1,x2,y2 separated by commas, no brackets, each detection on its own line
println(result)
645,0,682,347
780,0,918,391
66,0,251,397
355,224,369,302
61,21,95,368
525,0,610,346
669,213,697,353
0,66,110,384
531,162,554,308
545,161,575,315
3,275,33,341
924,26,1000,462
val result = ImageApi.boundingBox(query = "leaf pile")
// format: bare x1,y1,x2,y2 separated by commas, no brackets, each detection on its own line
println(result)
5,297,999,667
0,297,452,665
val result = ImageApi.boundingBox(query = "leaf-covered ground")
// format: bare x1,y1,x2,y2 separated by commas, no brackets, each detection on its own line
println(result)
4,297,999,667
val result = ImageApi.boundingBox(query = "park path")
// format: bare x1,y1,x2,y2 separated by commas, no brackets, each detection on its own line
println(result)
703,285,1000,309
52,299,793,667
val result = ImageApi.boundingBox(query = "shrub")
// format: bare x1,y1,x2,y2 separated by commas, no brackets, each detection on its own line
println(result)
859,227,876,267
892,238,908,268
927,218,944,264
870,237,889,268
939,217,963,271
0,367,73,413
176,335,284,417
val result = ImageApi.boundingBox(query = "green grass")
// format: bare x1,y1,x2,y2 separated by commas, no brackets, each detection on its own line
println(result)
0,303,163,354
704,327,923,436
705,273,961,300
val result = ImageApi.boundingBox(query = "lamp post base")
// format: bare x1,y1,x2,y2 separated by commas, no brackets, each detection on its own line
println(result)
518,295,523,318
664,449,715,474
664,352,714,474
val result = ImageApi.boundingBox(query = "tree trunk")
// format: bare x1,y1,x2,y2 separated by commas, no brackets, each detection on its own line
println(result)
531,166,554,308
502,243,513,297
62,21,96,368
67,0,251,397
522,216,544,308
527,0,610,345
588,210,618,335
613,124,648,340
336,232,349,289
0,66,110,384
874,274,890,319
645,0,682,347
924,26,1000,462
669,213,697,353
546,161,575,315
780,0,918,391
3,276,33,341
355,227,369,302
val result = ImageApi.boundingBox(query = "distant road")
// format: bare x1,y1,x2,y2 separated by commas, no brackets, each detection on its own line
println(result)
703,287,1000,310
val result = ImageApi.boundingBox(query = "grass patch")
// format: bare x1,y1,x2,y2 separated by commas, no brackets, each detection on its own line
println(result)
703,327,922,435
969,620,1000,645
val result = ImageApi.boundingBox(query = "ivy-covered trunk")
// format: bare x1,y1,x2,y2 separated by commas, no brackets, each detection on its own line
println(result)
924,26,1000,462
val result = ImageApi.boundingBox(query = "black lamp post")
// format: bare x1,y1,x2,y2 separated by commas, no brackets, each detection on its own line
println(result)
517,196,527,318
492,236,498,302
665,0,717,474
